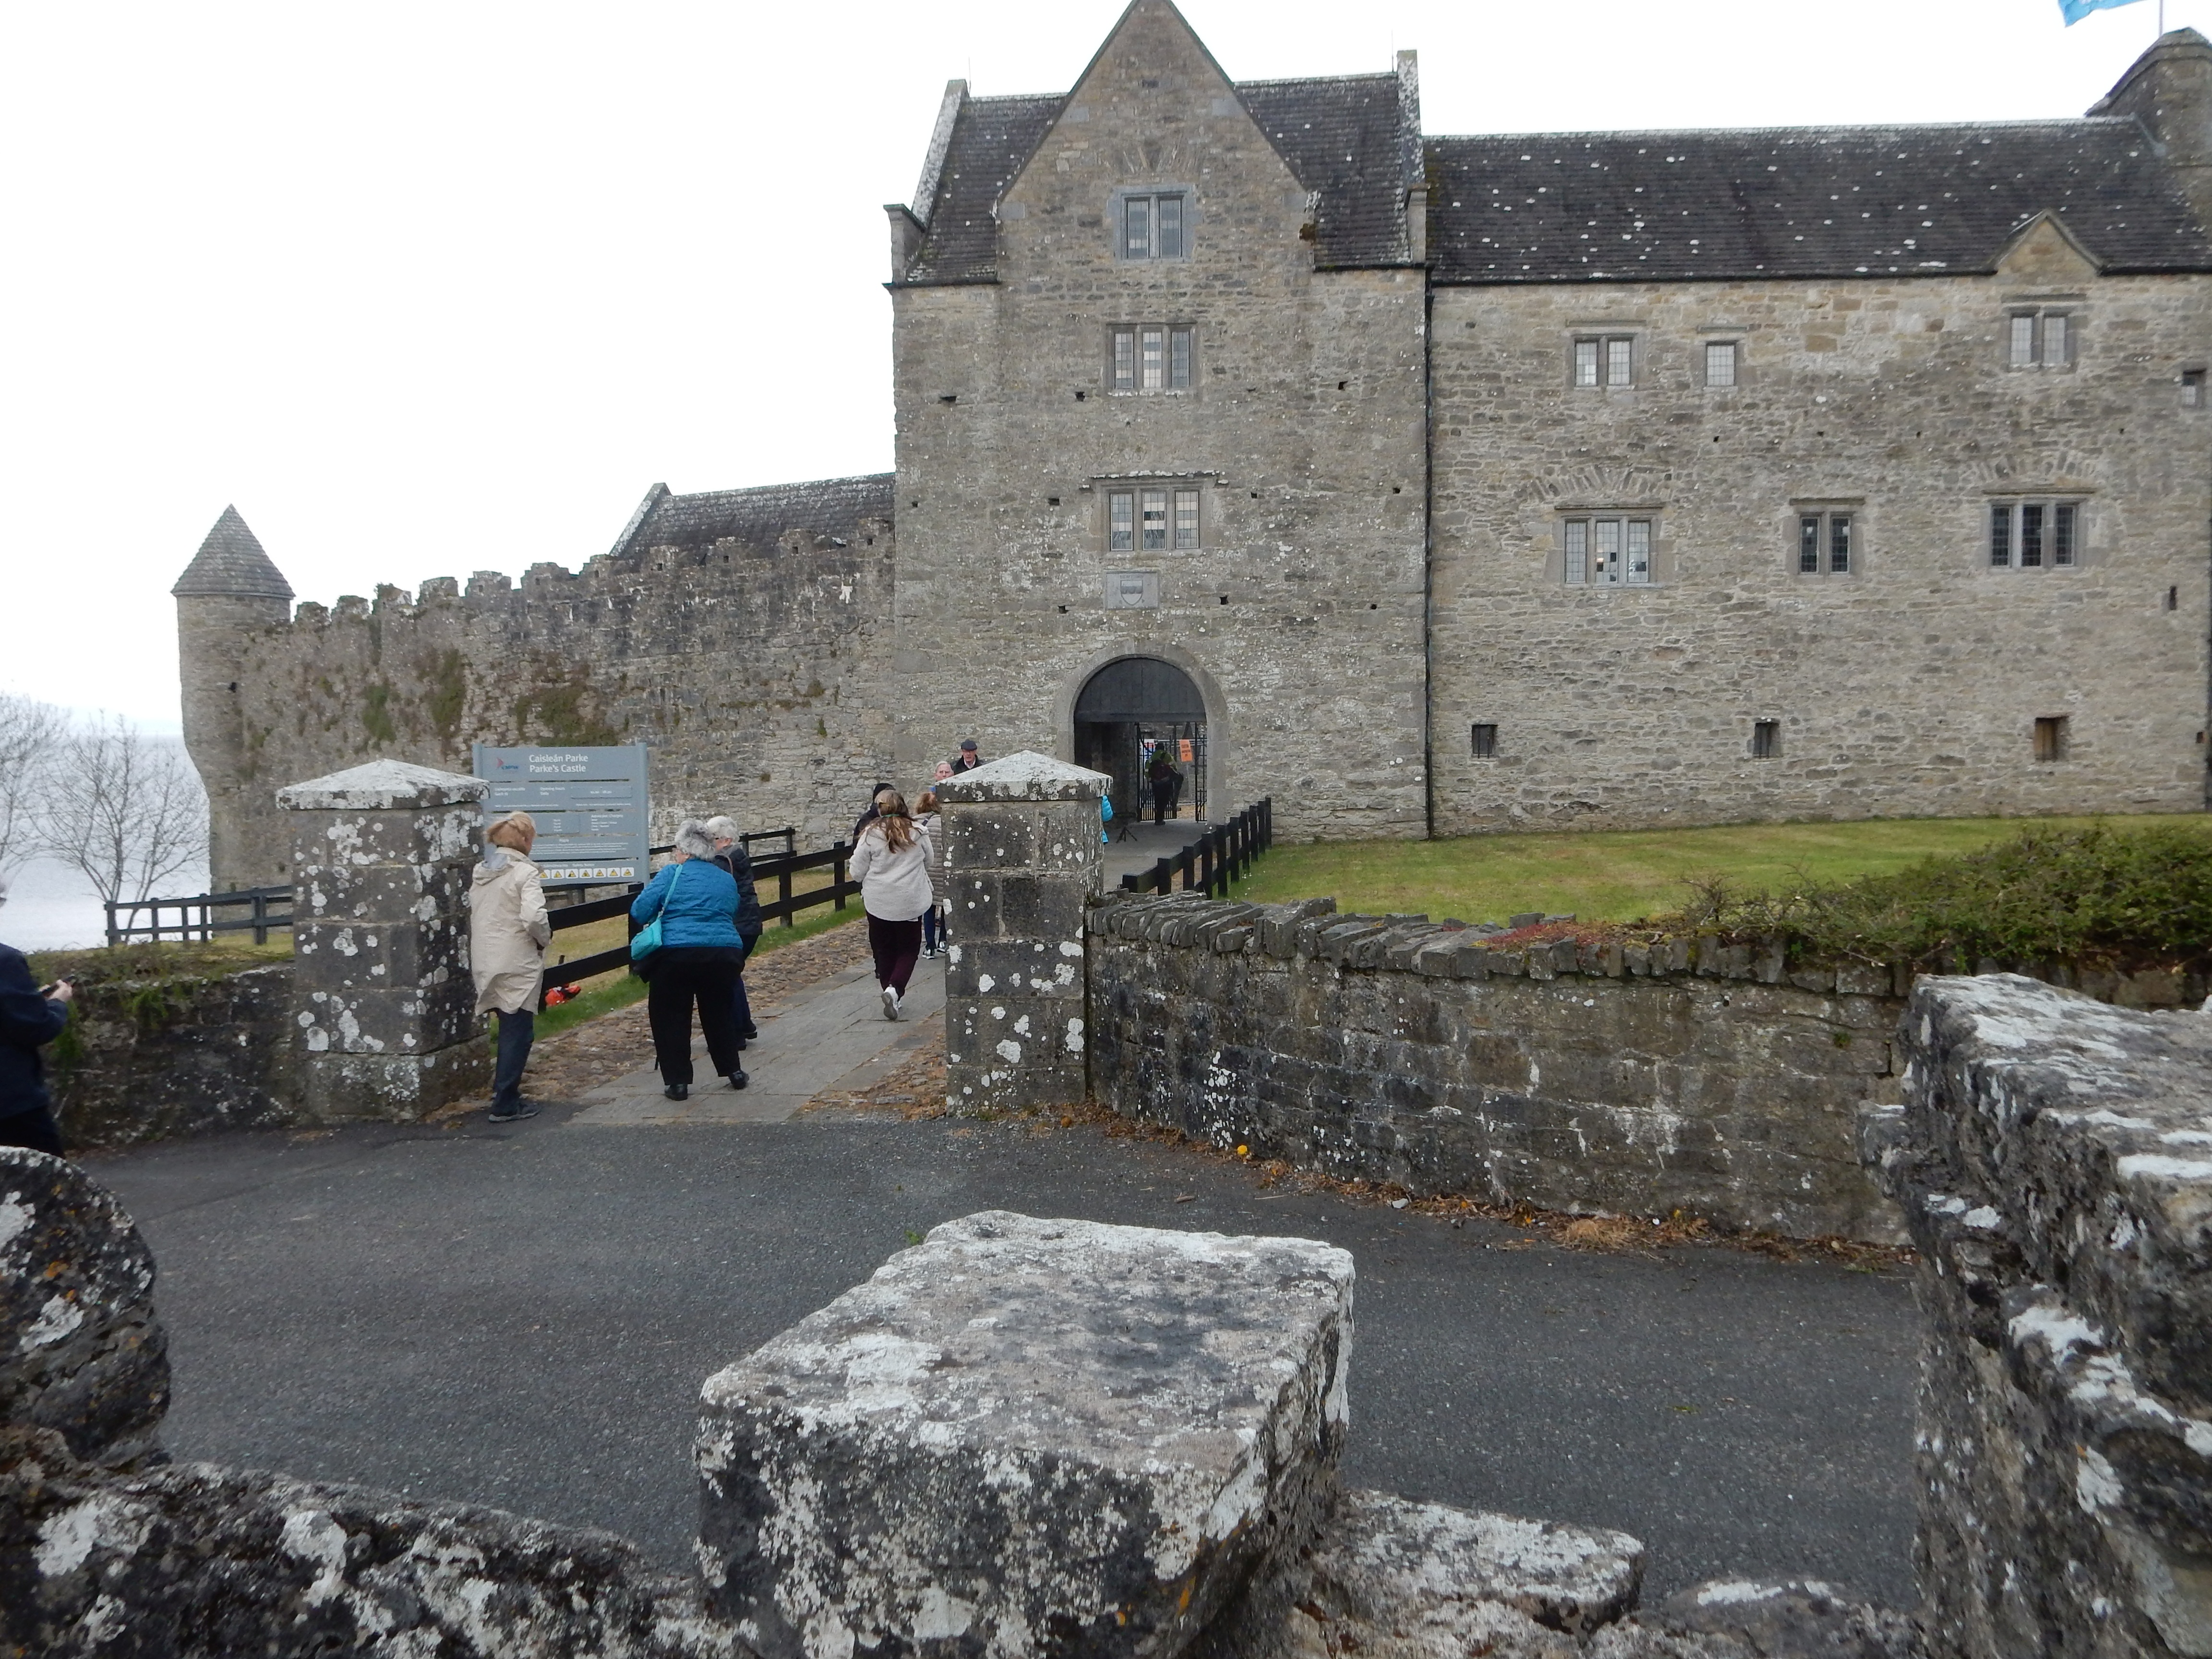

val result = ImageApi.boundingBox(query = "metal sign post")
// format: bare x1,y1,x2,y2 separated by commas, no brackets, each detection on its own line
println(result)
471,744,650,888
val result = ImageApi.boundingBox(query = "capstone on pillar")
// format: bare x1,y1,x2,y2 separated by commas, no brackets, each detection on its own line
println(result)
936,751,1107,1114
276,759,490,1121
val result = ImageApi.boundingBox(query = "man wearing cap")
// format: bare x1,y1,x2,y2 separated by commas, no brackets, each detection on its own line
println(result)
0,875,73,1155
949,740,983,774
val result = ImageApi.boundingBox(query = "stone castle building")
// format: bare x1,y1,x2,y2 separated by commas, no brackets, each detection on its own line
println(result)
178,2,2212,890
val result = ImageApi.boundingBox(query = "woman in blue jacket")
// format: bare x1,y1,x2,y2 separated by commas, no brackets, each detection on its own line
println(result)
629,819,748,1102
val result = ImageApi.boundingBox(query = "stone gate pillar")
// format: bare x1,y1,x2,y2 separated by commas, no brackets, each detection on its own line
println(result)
937,752,1108,1114
276,759,490,1121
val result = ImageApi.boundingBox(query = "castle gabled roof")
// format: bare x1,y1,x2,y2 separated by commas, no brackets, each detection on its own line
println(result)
902,95,1064,286
610,474,896,561
172,505,293,600
1424,118,2212,284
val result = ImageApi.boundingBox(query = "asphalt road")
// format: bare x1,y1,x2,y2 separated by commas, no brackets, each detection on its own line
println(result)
86,1109,1920,1604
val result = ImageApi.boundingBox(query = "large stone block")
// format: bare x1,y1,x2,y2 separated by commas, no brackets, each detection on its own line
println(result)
696,1211,1354,1659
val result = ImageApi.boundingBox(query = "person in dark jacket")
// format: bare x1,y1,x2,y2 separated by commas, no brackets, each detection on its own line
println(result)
629,820,748,1101
948,740,983,774
852,781,895,843
704,816,764,1046
0,876,73,1155
1147,749,1179,826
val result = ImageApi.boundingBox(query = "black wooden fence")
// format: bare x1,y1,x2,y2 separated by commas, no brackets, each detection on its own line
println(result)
538,837,857,1006
1118,797,1274,899
105,886,294,947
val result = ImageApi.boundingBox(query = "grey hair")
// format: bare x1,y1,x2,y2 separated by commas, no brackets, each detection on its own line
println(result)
673,819,719,859
702,816,739,842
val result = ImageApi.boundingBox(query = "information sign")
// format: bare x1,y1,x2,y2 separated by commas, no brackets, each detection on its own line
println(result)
471,744,650,886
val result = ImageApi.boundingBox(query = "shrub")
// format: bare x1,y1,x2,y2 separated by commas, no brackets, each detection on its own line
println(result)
1674,819,2212,969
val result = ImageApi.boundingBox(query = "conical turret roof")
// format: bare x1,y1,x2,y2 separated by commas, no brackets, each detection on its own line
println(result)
171,505,293,600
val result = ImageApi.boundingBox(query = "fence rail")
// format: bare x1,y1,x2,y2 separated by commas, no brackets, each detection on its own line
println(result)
1118,797,1274,900
105,885,294,947
539,839,857,1005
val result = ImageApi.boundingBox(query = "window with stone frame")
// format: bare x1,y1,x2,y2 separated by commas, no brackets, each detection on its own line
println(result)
1106,484,1201,553
1562,513,1655,585
1704,341,1739,387
1988,500,2082,569
2006,308,2075,371
1110,325,1196,393
1794,510,1855,576
1572,335,1635,388
1119,193,1188,261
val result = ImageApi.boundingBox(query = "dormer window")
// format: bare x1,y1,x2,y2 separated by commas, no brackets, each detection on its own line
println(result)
2008,308,2074,370
1121,193,1187,260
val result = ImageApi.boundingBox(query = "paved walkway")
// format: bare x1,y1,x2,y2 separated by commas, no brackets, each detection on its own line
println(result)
571,955,945,1125
1102,817,1211,888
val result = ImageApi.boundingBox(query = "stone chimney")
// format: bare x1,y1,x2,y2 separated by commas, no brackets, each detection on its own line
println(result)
2090,27,2212,235
172,506,293,893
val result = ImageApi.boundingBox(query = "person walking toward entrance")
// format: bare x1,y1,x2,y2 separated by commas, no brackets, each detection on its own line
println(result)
0,874,72,1156
630,820,748,1101
703,816,764,1048
851,788,933,1020
469,812,551,1124
1148,749,1179,825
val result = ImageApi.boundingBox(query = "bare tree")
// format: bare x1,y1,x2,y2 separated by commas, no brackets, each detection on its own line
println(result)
33,714,209,907
0,692,65,878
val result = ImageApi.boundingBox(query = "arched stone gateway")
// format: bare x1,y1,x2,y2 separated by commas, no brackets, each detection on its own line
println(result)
1071,656,1210,823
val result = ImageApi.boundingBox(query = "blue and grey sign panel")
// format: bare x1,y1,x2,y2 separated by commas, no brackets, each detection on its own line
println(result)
472,745,649,886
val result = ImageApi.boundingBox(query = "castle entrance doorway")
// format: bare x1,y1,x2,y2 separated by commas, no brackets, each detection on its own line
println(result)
1073,657,1207,824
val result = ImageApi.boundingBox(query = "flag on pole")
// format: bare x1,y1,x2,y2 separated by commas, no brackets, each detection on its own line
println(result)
2059,0,2148,23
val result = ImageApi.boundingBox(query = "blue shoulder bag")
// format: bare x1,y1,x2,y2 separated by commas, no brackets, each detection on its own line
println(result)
630,862,683,962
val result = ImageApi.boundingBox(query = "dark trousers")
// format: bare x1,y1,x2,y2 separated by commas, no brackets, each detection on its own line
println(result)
0,1106,64,1156
648,957,745,1085
492,1009,536,1109
730,971,754,1041
1153,783,1174,824
922,902,942,953
868,914,923,997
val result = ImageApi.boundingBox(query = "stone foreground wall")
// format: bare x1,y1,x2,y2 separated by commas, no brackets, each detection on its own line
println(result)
1090,892,1909,1241
46,962,297,1149
1865,976,2212,1659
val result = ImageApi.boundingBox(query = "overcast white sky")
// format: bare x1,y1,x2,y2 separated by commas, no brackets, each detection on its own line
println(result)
1,0,2200,732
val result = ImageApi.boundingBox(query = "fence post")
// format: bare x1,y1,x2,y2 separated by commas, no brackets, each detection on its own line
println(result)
251,890,268,946
779,858,794,927
105,902,119,949
833,842,849,912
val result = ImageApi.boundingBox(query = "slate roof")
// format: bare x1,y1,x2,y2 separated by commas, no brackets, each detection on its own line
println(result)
172,505,293,600
900,74,1419,283
1425,120,2212,284
610,475,896,561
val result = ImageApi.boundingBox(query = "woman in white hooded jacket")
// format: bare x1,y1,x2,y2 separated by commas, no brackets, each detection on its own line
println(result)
849,788,933,1021
469,812,551,1122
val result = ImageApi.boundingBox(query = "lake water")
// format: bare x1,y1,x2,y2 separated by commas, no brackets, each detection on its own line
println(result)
2,854,210,952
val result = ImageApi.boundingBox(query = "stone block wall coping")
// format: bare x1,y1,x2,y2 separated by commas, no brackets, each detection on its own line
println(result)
276,759,489,811
937,750,1110,803
1091,891,2208,1007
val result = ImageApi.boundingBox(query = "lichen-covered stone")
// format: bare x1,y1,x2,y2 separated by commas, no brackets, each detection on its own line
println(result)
1871,974,2212,1659
695,1211,1354,1659
0,1427,743,1659
1582,1579,1924,1657
0,1149,167,1467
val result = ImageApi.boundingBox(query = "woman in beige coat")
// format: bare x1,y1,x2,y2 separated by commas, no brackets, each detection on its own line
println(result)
470,811,551,1123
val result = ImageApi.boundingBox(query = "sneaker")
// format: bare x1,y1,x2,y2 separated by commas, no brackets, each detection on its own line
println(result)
881,986,901,1022
663,1082,689,1102
921,946,937,960
487,1100,541,1123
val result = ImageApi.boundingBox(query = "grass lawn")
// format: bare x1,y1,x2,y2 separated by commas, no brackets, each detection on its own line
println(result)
1231,815,2207,926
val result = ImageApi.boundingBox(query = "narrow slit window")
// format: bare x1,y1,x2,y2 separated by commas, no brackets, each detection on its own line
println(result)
1990,503,2012,567
1471,723,1499,759
2034,715,2068,763
1706,341,1737,386
1169,327,1193,389
1799,514,1822,574
2054,503,2076,566
2020,503,2044,567
2185,369,2206,408
1173,489,1199,550
1752,720,1780,760
1111,329,1135,392
1108,492,1134,552
1564,519,1588,583
1141,328,1165,391
1124,197,1152,260
1829,514,1852,574
2009,313,2038,369
1140,489,1168,551
1573,339,1600,387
